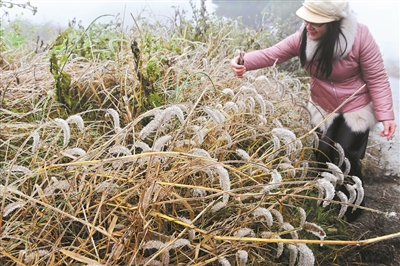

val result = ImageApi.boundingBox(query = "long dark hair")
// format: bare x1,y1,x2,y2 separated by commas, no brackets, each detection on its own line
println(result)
299,21,348,79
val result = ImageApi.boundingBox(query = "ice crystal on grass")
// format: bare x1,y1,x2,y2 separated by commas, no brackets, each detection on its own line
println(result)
287,244,298,266
66,114,85,131
343,157,351,175
179,217,196,240
142,183,162,211
211,165,231,212
298,207,307,226
106,108,121,131
54,118,70,146
334,142,345,167
134,141,151,152
321,172,337,188
253,207,273,227
236,149,250,161
272,128,297,154
280,222,299,239
153,135,172,151
110,145,132,168
261,232,284,258
345,184,357,205
326,162,344,185
218,257,231,266
300,161,309,180
3,201,26,217
234,228,255,237
221,88,234,98
63,147,86,157
23,250,50,264
297,243,315,266
236,250,248,266
203,106,225,124
270,209,284,224
139,106,184,139
351,176,364,211
316,178,335,207
44,177,71,195
192,188,207,197
10,165,32,175
262,169,282,194
303,222,326,241
30,131,40,153
336,191,349,219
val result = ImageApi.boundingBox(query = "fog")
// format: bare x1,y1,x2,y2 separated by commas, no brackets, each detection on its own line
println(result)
3,0,399,173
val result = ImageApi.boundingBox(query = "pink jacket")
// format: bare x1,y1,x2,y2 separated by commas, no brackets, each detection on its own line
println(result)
243,16,395,125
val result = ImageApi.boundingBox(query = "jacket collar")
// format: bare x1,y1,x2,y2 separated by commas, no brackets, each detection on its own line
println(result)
305,11,358,61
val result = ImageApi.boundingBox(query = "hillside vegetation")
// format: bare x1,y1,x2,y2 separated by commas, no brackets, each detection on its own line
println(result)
1,2,398,265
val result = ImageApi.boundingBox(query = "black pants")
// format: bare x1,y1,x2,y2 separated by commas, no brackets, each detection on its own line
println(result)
315,114,369,179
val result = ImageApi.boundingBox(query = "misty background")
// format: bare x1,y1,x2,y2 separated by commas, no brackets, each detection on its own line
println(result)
2,0,399,174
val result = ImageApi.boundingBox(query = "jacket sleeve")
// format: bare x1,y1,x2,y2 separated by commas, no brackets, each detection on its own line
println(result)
243,32,302,71
358,25,395,121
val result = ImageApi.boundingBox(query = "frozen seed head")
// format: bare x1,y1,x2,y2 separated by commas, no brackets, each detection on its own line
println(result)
345,184,357,204
262,169,282,194
221,88,235,98
138,106,184,139
343,157,351,175
321,172,337,188
143,240,165,250
298,207,307,226
236,250,248,266
334,142,345,167
270,209,284,224
297,243,315,266
316,178,335,207
106,108,120,130
287,244,298,266
167,238,190,250
66,114,85,131
24,250,50,264
54,118,70,147
153,135,172,151
280,222,298,239
3,201,26,217
253,207,273,227
336,191,349,219
218,257,231,266
134,141,151,152
203,106,225,124
30,131,40,153
236,149,250,161
63,147,86,157
303,222,326,241
234,228,255,237
10,165,32,175
326,162,344,185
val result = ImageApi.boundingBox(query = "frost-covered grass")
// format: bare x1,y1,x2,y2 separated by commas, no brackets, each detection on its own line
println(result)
1,4,395,266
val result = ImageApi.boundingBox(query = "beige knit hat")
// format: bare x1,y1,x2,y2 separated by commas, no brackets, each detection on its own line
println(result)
296,0,350,23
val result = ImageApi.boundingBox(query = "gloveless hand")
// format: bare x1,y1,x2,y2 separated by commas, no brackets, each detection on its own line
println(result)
230,52,247,78
381,120,397,140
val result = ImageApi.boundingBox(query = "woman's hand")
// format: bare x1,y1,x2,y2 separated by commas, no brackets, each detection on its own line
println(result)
230,51,247,78
381,120,397,140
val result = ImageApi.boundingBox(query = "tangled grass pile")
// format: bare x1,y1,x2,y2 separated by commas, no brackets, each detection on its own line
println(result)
1,3,398,266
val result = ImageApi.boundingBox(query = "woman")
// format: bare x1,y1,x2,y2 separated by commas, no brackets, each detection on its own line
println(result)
231,0,396,179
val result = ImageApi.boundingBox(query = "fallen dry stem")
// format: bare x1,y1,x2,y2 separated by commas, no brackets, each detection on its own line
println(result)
152,211,400,246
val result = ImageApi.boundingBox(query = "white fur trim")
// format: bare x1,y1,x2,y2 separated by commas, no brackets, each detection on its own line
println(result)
343,103,378,132
308,102,378,133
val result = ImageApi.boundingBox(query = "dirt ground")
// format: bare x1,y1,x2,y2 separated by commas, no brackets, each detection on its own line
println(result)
337,154,400,265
